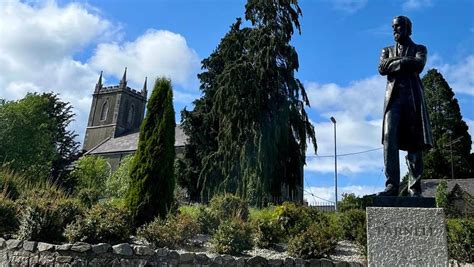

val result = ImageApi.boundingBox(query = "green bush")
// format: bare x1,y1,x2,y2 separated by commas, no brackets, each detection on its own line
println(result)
71,155,109,192
340,209,366,241
211,218,253,255
252,217,283,248
106,155,133,199
138,213,200,249
288,222,339,259
76,187,101,208
0,196,19,236
275,202,324,238
338,193,373,212
196,205,219,234
446,218,473,263
0,168,21,200
210,194,249,222
64,202,131,244
17,195,82,243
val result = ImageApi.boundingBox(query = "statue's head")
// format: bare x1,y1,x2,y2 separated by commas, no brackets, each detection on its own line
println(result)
392,16,412,43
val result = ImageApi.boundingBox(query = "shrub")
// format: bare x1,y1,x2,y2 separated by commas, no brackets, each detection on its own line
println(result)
275,202,323,238
288,222,339,259
211,218,253,255
76,187,101,208
106,155,133,199
0,196,19,236
446,218,473,263
0,168,21,200
210,194,249,222
252,217,283,248
17,195,82,243
138,213,200,249
71,155,109,192
340,209,366,241
64,202,131,244
196,205,219,234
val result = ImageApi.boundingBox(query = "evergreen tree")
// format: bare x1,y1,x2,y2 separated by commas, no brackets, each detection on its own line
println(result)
126,78,175,226
0,93,79,181
422,69,473,179
178,0,316,205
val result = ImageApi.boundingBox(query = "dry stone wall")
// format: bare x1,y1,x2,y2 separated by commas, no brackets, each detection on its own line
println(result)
0,238,363,267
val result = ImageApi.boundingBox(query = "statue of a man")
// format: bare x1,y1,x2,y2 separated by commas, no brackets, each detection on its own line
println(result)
378,16,433,197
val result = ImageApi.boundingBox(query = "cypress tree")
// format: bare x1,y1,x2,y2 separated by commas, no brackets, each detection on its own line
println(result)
422,69,473,179
178,0,316,205
126,77,175,226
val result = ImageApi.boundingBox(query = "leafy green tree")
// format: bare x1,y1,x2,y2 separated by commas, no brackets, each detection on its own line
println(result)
178,0,316,206
70,155,109,192
106,154,133,199
422,69,473,179
0,93,79,181
126,77,175,226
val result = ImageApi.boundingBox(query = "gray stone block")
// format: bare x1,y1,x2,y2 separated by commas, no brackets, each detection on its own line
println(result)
247,255,267,266
132,244,154,256
294,258,306,267
367,207,448,266
6,239,22,250
92,243,111,254
0,238,5,249
179,252,195,263
268,258,284,266
71,242,91,252
22,241,37,252
38,242,55,252
112,243,133,256
235,257,246,267
195,253,210,264
307,259,321,267
334,261,350,267
320,259,334,267
55,243,72,251
283,257,294,266
56,256,73,263
156,247,169,257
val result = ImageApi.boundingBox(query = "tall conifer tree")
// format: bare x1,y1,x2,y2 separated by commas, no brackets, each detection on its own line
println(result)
422,69,473,179
126,78,175,226
178,0,316,205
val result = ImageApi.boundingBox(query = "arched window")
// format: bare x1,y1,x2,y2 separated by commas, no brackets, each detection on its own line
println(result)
100,100,109,121
127,104,135,127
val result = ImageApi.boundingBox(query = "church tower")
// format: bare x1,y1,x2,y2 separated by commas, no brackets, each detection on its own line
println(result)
83,68,147,151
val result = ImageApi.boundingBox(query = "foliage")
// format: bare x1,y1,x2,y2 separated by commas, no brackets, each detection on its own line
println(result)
126,78,175,226
337,193,373,212
17,191,83,243
435,180,448,208
446,218,473,263
195,205,219,234
0,167,22,200
76,187,101,209
64,202,131,244
71,155,109,192
252,216,283,248
422,69,473,179
0,196,19,236
211,218,253,255
138,213,200,249
339,209,367,254
275,202,323,238
178,204,204,220
209,194,249,222
106,154,133,199
0,93,79,181
178,0,316,205
288,222,339,259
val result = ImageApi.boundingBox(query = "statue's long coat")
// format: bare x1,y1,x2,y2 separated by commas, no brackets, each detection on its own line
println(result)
379,39,433,151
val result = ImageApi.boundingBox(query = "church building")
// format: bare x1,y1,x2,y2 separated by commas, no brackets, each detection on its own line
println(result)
83,69,186,170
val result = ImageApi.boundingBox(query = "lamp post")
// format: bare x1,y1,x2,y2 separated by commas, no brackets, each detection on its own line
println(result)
330,116,338,212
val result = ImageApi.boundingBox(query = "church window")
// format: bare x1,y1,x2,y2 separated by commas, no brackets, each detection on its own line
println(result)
127,104,135,127
100,101,109,121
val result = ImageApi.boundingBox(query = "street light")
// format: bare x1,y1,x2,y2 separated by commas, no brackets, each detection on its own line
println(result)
330,116,338,212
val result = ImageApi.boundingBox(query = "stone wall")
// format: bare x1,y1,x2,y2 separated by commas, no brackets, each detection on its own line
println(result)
0,238,363,267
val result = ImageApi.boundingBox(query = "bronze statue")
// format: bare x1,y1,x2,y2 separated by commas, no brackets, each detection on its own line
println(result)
378,16,433,197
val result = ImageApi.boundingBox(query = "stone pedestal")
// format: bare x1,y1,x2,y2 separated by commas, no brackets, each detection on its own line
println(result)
367,207,448,266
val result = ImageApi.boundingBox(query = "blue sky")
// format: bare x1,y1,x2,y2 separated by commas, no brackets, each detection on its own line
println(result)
1,0,473,204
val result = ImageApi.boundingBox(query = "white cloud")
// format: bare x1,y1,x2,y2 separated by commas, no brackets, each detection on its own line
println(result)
304,185,384,205
89,30,200,88
402,0,433,11
0,0,201,145
432,55,474,96
331,0,368,13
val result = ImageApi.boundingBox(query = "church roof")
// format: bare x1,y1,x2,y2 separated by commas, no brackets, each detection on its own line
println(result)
86,124,186,155
421,178,474,198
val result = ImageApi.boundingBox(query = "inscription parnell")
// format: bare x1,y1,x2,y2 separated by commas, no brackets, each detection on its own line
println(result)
375,225,443,237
